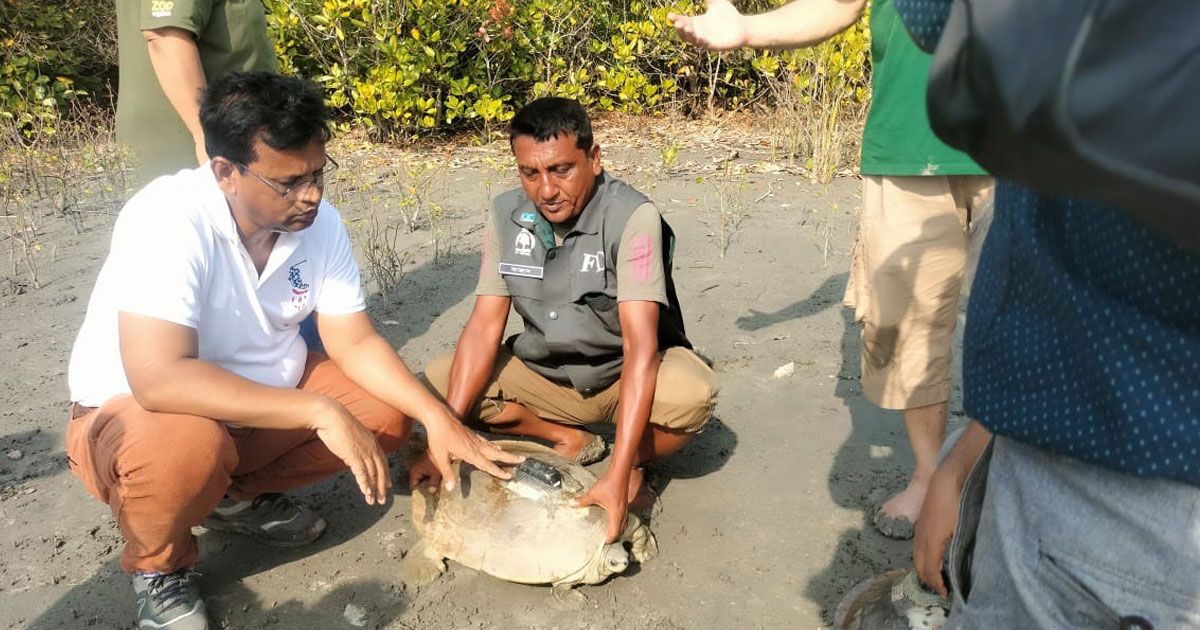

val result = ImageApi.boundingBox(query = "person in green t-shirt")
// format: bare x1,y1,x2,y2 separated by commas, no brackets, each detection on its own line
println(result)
116,0,278,185
671,0,993,540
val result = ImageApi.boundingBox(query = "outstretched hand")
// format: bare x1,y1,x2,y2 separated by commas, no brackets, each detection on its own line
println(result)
422,411,524,492
668,0,749,52
574,473,629,543
735,308,774,331
313,400,391,505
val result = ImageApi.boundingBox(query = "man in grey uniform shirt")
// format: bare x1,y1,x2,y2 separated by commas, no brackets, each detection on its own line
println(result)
414,98,719,541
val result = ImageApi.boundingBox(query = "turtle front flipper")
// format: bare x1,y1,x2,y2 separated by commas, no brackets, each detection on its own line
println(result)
552,541,629,591
548,544,619,605
400,539,447,588
551,583,588,604
622,514,659,563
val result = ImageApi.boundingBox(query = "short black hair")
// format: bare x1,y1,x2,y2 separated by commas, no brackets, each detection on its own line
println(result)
200,72,330,167
509,97,593,151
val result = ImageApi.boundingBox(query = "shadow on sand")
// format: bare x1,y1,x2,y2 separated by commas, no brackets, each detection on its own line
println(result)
0,428,70,485
368,250,477,351
26,470,410,629
733,271,914,622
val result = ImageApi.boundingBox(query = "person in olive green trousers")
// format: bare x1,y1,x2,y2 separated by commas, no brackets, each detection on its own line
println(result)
116,0,278,185
671,0,993,539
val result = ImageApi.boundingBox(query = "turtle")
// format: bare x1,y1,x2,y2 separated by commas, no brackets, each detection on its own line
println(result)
401,439,658,597
833,569,951,630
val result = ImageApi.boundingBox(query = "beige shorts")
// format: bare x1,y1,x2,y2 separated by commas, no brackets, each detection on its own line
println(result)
425,346,718,433
844,175,994,410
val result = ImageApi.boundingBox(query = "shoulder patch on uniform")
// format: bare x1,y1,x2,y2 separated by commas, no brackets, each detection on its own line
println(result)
514,229,535,256
629,234,654,282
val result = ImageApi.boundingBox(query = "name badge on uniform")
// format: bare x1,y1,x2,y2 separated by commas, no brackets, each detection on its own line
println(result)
499,263,544,279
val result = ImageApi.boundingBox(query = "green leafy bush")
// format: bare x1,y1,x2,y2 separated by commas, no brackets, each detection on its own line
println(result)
0,0,116,137
2,0,870,153
265,0,870,140
765,7,871,180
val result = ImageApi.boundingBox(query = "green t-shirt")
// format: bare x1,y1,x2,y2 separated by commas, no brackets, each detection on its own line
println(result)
115,0,278,185
859,0,984,176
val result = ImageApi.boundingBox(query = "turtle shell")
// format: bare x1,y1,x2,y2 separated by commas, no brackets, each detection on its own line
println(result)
410,440,609,584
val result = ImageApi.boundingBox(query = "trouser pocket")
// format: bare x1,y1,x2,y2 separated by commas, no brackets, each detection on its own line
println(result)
1036,547,1124,628
946,438,993,605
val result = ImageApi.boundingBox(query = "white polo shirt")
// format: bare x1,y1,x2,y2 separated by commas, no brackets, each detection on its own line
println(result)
68,165,366,407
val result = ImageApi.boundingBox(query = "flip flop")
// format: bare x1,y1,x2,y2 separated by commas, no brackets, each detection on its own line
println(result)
872,507,916,540
572,433,607,466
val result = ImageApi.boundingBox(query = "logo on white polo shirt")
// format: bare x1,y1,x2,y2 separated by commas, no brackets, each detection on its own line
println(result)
289,260,310,309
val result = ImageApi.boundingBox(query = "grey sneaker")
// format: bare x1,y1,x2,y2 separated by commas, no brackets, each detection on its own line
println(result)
201,493,326,546
132,570,208,630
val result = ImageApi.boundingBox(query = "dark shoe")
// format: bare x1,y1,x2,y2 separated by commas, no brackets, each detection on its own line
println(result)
201,493,326,547
132,569,208,630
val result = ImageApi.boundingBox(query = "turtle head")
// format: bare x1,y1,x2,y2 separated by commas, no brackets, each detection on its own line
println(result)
554,542,631,589
573,543,630,585
601,543,630,575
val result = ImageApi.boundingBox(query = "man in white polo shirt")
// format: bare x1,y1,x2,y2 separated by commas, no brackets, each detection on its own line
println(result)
65,72,521,630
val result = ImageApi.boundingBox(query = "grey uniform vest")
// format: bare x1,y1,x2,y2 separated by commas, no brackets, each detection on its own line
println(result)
493,173,691,393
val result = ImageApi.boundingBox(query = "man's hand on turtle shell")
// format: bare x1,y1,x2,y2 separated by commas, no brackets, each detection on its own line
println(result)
407,450,441,493
574,474,628,544
424,416,524,492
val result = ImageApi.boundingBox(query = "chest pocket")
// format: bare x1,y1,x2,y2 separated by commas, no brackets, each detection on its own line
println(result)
569,233,612,295
503,272,544,301
568,235,618,332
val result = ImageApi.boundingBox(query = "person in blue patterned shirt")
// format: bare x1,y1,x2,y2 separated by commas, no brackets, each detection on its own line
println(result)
896,2,1200,627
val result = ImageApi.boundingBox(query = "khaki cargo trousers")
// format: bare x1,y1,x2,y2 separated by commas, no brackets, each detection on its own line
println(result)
425,346,718,433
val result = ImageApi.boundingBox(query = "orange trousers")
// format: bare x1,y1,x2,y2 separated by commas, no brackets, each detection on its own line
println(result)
66,354,411,574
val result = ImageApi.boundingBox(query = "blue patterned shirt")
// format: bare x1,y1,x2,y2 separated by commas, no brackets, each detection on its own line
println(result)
895,0,1200,487
965,184,1200,486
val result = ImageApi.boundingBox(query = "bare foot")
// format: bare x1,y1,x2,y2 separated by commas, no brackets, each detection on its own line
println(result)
878,478,929,524
626,467,656,515
550,427,596,461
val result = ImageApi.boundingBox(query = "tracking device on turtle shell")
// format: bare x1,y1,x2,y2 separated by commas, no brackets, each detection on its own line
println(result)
514,457,563,491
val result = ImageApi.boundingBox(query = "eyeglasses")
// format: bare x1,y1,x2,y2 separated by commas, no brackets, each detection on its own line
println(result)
237,156,339,200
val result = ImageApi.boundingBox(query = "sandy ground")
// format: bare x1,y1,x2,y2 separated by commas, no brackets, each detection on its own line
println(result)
0,119,969,629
